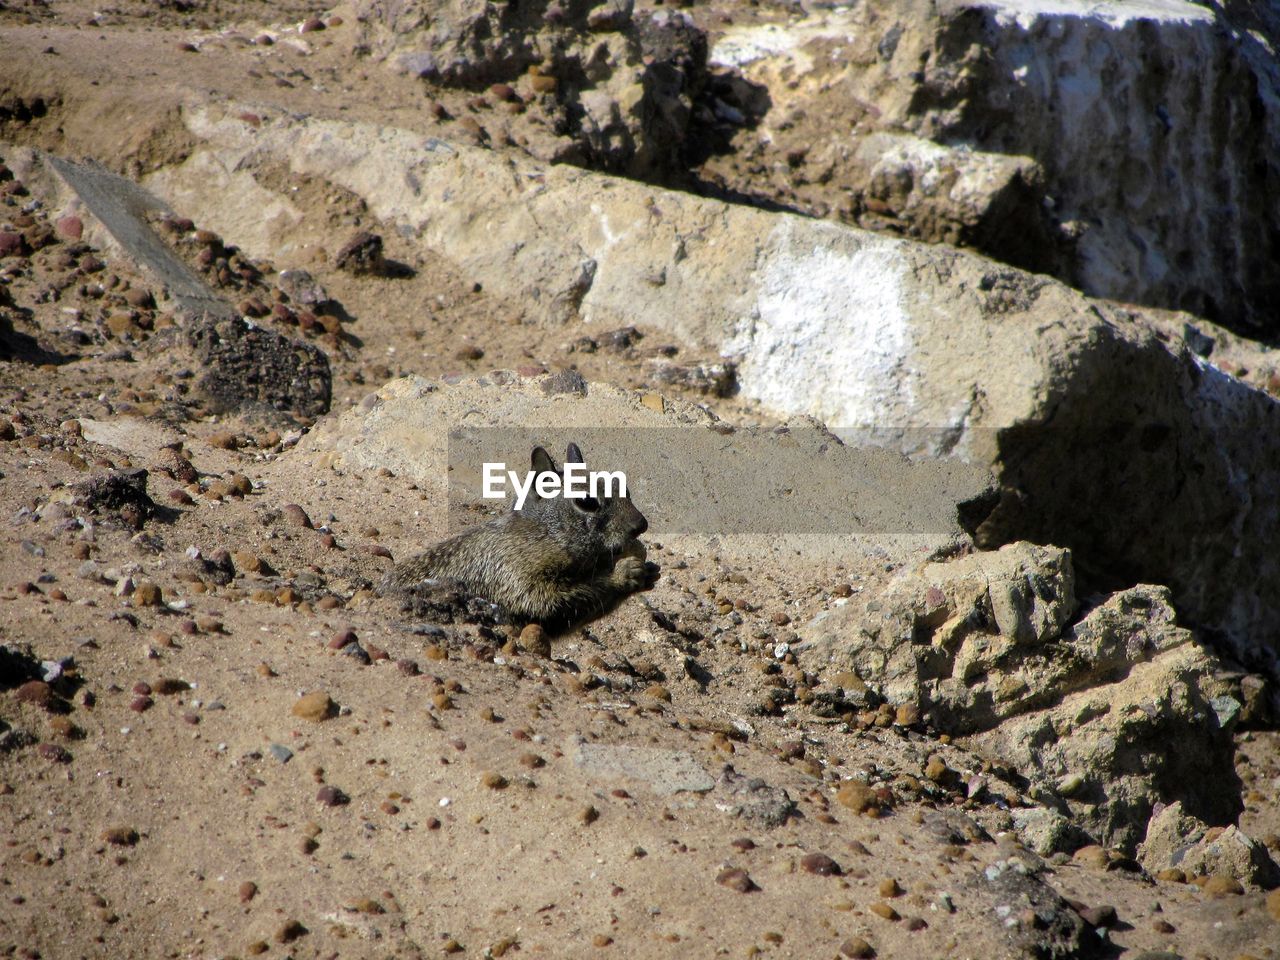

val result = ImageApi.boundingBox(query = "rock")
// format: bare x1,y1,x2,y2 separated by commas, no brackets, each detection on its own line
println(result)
799,852,841,876
315,786,349,807
72,469,155,530
353,0,706,179
291,692,337,722
0,231,30,258
801,544,1241,852
540,369,588,396
101,826,138,846
835,780,879,815
281,504,313,528
798,542,1077,727
54,215,83,240
710,0,1280,335
14,681,57,711
1010,807,1090,858
569,736,714,795
713,765,794,828
971,614,1239,852
275,269,331,310
977,858,1093,959
305,376,988,575
131,581,162,607
334,231,385,276
157,314,330,423
1138,802,1280,887
716,867,756,893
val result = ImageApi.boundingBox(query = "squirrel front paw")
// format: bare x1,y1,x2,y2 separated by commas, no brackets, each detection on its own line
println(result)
614,555,660,592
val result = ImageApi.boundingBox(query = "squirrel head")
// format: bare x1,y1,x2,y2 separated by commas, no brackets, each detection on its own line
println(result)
520,442,648,555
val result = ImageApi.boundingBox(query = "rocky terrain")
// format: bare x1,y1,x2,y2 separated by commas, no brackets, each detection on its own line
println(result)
2,1,1280,958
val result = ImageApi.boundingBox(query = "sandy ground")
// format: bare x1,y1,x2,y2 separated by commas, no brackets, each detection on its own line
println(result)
2,2,1280,959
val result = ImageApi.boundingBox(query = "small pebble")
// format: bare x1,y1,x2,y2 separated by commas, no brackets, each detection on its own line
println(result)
869,902,899,921
800,853,841,876
840,937,874,958
716,867,756,893
836,781,876,814
101,826,138,846
316,786,349,807
1079,904,1117,926
37,743,71,763
275,919,307,943
291,691,336,721
239,881,258,903
1203,875,1244,897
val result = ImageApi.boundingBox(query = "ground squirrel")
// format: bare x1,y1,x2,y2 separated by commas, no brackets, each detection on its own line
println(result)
381,443,659,632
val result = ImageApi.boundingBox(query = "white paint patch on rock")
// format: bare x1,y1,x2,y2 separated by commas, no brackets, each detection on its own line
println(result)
726,218,915,433
709,17,856,72
971,0,1215,29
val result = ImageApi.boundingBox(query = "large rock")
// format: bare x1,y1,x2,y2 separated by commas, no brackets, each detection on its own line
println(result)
1138,802,1280,888
148,104,1280,675
706,0,1280,334
303,374,989,559
798,546,1242,851
350,0,710,179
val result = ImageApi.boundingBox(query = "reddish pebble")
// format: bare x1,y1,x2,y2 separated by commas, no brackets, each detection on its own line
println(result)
133,681,152,696
300,17,325,32
730,837,756,851
282,504,312,528
168,489,194,505
130,696,153,713
15,680,54,709
800,852,842,876
177,41,198,52
328,630,357,650
0,231,27,258
316,785,349,807
326,15,343,26
716,868,756,893
55,216,83,240
37,743,71,763
239,881,258,903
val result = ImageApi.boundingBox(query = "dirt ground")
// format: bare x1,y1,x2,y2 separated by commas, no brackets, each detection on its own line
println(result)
2,2,1280,959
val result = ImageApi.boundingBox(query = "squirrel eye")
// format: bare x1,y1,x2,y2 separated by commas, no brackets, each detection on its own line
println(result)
576,496,600,513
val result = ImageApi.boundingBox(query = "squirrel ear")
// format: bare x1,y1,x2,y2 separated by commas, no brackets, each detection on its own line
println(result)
566,442,584,465
531,446,557,475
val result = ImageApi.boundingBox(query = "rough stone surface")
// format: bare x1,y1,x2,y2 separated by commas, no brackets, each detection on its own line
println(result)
303,375,990,561
569,736,715,795
799,546,1241,852
708,0,1280,335
351,0,710,179
153,313,331,422
1138,802,1280,888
